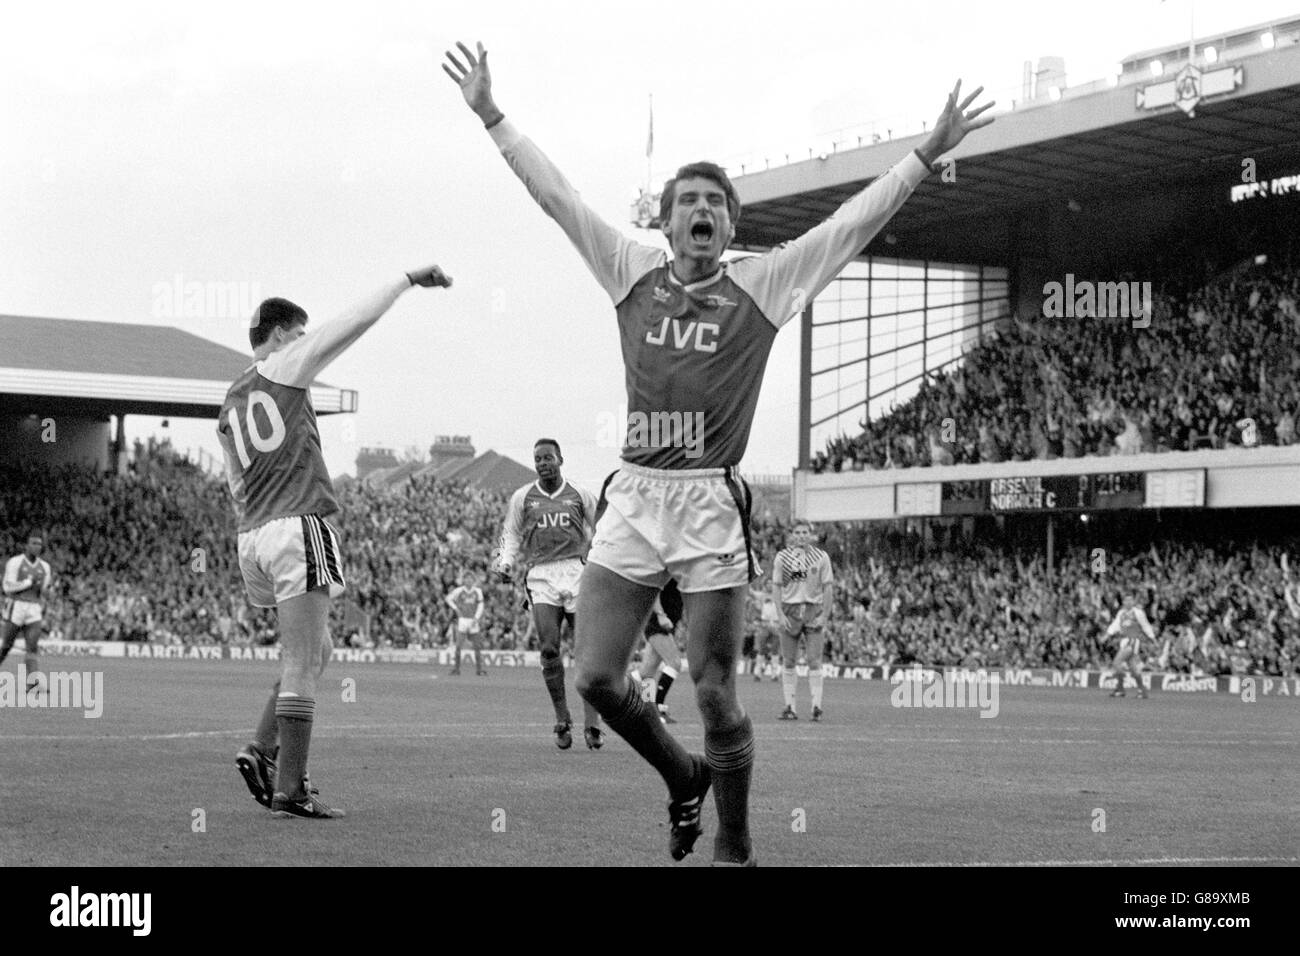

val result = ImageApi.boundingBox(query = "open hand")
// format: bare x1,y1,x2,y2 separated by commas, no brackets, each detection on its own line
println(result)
918,80,995,164
442,40,501,125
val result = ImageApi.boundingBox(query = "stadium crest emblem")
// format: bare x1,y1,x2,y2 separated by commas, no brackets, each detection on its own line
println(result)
1136,63,1243,118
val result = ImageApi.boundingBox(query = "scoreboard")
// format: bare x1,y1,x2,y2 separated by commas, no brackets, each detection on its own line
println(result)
929,469,1205,515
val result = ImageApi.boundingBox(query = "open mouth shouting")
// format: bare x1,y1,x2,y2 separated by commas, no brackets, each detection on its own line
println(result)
688,219,715,248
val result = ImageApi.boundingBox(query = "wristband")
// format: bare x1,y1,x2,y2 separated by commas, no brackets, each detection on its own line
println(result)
484,112,505,131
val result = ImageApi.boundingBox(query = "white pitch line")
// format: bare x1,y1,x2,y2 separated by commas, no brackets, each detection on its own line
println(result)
0,722,555,742
1,726,1295,746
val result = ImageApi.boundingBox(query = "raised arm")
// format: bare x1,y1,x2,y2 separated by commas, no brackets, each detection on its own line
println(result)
443,40,661,304
262,265,452,388
732,80,995,328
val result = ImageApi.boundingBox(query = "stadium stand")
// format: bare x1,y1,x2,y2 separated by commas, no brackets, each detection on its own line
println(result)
812,260,1300,472
6,437,1298,677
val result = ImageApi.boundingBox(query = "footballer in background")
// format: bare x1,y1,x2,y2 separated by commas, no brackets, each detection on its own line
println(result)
771,521,835,721
494,438,604,750
446,570,487,676
745,581,782,682
635,580,684,725
0,532,54,692
1107,592,1155,699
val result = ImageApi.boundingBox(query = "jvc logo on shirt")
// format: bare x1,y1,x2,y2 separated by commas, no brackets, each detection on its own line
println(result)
50,886,151,936
645,317,720,353
537,512,573,529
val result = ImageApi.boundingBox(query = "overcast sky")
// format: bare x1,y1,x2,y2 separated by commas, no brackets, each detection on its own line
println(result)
3,0,1296,489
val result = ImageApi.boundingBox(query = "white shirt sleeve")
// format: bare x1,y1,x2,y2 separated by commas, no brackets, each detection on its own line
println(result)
1134,607,1156,639
259,276,410,389
577,484,601,540
489,120,664,306
729,152,930,329
498,486,530,568
3,556,28,595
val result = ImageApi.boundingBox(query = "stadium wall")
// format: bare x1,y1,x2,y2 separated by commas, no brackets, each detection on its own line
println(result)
30,641,1300,696
793,445,1300,522
0,414,110,469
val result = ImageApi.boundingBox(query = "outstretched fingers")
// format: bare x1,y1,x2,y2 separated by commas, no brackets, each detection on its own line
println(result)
958,84,984,111
443,49,469,82
443,40,489,92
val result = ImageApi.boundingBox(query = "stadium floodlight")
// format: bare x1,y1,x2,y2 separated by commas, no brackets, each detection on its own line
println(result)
1203,45,1219,65
1149,59,1164,76
1261,31,1275,50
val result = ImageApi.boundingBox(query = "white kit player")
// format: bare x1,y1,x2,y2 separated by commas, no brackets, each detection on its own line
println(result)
222,265,452,819
446,571,487,676
771,521,835,721
0,532,54,692
494,438,604,750
1107,593,1154,699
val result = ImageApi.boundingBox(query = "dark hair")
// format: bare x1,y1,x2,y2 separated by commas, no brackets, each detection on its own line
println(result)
658,161,741,227
26,530,43,542
792,519,813,532
249,297,308,349
534,438,562,459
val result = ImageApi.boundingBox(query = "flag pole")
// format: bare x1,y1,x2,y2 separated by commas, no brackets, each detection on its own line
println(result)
646,93,653,193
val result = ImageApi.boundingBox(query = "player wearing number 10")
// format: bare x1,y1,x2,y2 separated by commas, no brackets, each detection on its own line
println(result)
218,266,452,819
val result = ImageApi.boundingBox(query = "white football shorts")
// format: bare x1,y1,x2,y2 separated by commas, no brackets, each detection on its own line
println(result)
238,513,346,608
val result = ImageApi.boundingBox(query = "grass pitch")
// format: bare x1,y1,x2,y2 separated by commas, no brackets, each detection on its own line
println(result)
1,658,1296,867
